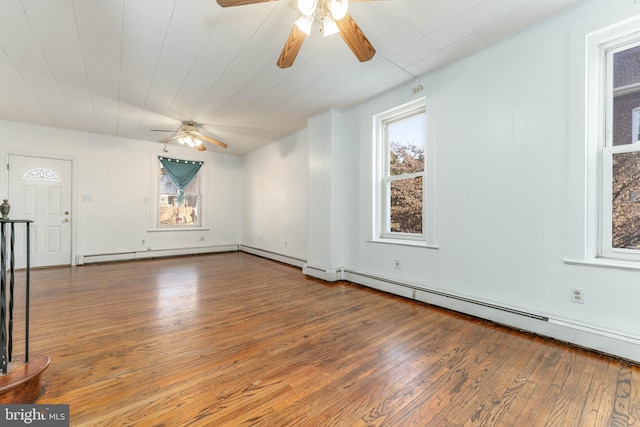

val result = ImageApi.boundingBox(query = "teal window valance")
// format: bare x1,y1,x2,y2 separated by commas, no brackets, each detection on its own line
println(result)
158,157,203,204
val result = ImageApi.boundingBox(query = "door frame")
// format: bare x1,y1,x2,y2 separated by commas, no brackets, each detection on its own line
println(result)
3,149,77,266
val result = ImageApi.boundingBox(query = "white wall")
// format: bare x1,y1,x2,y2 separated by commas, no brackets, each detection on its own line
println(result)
242,129,308,262
243,0,640,361
337,0,640,361
0,119,243,262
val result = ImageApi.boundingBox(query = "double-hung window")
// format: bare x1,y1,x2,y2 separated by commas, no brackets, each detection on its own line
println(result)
374,98,435,245
597,32,640,260
158,156,203,228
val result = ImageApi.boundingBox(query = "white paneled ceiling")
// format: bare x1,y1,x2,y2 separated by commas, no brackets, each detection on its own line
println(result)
0,0,587,155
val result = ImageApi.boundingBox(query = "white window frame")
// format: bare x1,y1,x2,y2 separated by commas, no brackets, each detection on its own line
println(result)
373,96,437,247
633,107,640,143
601,144,640,260
589,23,640,262
149,154,207,231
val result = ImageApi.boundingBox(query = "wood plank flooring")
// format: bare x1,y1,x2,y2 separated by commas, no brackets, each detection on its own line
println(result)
5,252,639,426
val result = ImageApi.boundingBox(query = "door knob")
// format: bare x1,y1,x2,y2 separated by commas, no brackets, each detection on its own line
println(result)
64,218,70,223
64,211,70,215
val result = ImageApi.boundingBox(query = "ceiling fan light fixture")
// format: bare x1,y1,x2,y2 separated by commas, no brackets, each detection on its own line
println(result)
295,14,315,36
179,135,197,148
328,0,348,21
297,0,316,16
322,16,339,37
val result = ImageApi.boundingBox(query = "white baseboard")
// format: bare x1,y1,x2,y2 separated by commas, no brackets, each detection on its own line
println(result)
75,247,640,363
343,269,640,364
239,245,306,268
76,244,239,265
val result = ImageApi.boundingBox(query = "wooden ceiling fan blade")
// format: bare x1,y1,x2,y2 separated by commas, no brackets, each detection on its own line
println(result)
217,0,276,7
335,13,376,62
277,24,307,68
193,131,229,149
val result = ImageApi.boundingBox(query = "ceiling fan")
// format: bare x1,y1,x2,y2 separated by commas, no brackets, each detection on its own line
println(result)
216,0,376,68
152,121,228,151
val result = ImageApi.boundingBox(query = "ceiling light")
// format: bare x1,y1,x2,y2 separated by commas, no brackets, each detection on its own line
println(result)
297,0,317,16
323,16,339,37
328,0,348,21
179,135,197,148
295,14,315,36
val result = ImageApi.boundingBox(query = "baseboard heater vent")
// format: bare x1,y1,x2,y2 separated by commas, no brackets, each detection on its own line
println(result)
240,245,306,268
77,244,239,265
306,265,330,274
343,269,548,322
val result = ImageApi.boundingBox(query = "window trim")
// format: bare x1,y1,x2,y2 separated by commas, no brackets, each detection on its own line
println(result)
149,154,207,231
372,95,437,247
585,18,640,264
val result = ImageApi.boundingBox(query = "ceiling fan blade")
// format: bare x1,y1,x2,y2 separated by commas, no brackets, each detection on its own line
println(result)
335,13,376,62
159,134,184,144
277,24,307,68
192,131,229,149
216,0,276,6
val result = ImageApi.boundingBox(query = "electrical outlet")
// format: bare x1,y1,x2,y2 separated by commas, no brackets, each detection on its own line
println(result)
570,287,584,304
394,259,401,270
141,239,145,245
199,236,205,242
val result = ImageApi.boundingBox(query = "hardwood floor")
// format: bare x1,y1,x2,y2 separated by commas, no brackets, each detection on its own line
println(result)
5,252,639,426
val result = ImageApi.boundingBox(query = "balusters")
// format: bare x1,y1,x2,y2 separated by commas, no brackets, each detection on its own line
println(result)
0,220,32,374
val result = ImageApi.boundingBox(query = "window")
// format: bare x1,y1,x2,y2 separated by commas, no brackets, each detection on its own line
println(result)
158,157,203,228
23,168,59,181
598,32,640,260
374,98,431,243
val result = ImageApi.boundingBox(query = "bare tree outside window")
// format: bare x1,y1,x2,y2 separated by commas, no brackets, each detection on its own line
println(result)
611,151,640,249
610,45,640,250
389,143,424,233
386,112,425,235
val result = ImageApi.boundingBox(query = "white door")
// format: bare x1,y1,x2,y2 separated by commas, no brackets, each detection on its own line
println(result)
7,155,72,268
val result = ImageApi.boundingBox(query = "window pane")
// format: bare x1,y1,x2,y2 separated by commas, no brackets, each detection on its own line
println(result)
612,45,640,146
160,170,177,193
388,114,425,175
611,151,640,249
159,194,199,225
390,176,423,234
23,168,59,181
158,163,201,227
184,176,199,193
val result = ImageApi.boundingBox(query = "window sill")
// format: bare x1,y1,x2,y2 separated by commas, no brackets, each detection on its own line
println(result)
147,227,210,233
563,257,640,271
367,239,439,249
